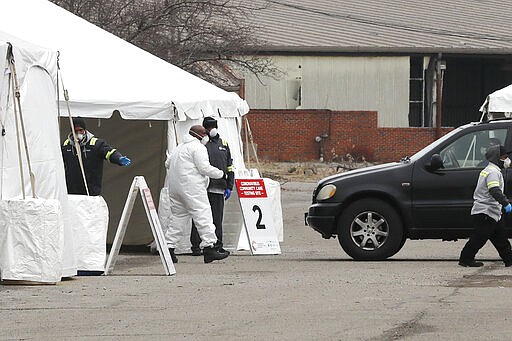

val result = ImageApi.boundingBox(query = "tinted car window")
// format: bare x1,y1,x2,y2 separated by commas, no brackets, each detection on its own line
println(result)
439,129,507,169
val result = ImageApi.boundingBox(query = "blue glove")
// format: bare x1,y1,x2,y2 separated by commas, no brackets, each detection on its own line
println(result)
224,188,232,200
505,203,512,214
119,156,132,166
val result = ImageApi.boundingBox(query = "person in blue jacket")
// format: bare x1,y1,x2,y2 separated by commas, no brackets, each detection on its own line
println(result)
61,117,131,196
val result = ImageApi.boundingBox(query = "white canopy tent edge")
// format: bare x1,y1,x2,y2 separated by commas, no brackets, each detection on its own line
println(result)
0,0,250,121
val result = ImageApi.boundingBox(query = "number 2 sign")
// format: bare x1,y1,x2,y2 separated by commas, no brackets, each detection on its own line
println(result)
236,179,281,255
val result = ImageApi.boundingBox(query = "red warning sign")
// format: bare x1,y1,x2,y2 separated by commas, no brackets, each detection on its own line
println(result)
235,179,267,198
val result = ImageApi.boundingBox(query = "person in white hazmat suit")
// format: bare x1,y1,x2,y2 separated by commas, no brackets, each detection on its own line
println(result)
165,125,230,264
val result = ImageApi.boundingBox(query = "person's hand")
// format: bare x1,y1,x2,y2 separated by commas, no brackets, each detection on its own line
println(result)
119,156,132,166
505,203,512,214
224,188,232,200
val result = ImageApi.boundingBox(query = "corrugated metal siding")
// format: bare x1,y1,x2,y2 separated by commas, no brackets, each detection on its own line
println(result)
248,0,512,53
243,56,409,127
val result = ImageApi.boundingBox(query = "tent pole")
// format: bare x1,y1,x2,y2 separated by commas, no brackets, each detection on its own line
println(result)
244,117,251,169
57,56,90,196
244,117,259,169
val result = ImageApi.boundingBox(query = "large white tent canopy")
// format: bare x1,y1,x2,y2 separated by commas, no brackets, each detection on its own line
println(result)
0,0,249,121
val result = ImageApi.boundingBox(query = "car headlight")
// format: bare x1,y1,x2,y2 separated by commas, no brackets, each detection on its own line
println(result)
316,184,337,201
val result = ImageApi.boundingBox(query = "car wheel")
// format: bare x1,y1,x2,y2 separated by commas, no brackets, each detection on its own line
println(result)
338,198,404,260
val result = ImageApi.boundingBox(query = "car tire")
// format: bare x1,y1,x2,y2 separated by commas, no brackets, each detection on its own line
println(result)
338,198,404,260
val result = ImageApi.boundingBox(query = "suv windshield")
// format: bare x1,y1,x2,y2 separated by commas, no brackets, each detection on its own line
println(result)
409,126,464,162
439,129,507,169
409,123,509,168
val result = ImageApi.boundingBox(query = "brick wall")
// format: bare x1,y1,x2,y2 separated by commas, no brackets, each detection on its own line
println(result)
244,109,453,162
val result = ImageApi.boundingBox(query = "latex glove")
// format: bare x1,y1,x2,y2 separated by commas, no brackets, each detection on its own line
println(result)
505,203,512,214
224,188,232,200
119,156,132,166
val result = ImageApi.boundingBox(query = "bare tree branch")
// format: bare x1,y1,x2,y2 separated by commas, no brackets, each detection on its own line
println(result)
50,0,281,89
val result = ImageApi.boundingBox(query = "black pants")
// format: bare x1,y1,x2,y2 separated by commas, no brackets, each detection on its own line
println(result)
459,213,512,264
191,192,225,250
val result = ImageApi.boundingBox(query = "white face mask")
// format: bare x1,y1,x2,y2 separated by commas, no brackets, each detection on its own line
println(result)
504,157,511,169
200,135,209,145
190,130,209,145
76,133,84,141
209,128,218,137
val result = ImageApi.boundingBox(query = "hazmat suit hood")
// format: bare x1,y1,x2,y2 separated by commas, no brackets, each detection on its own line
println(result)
485,144,506,168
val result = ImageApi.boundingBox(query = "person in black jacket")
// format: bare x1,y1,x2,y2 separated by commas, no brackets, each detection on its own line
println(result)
61,117,132,196
190,116,234,255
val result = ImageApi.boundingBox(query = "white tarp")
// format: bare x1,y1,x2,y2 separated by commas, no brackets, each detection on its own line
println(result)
480,84,512,114
0,0,249,121
68,195,109,272
0,198,64,283
0,40,76,277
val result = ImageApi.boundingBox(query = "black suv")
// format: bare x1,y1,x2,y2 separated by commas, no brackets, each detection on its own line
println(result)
305,119,512,260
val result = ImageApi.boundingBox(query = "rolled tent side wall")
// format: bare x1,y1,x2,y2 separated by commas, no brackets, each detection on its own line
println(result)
0,41,76,277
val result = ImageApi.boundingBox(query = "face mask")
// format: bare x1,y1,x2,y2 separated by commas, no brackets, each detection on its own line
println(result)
76,133,84,141
200,135,209,145
190,130,209,145
209,128,218,137
504,157,511,169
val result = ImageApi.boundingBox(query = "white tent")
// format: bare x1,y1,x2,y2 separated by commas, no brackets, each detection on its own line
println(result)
0,1,283,253
480,84,512,116
0,0,249,181
0,0,255,247
0,0,249,121
0,39,76,278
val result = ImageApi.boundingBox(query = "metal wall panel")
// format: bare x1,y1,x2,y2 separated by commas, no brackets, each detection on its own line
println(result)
244,56,410,127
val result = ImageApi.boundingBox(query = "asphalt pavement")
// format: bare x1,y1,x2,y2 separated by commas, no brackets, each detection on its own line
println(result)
2,181,512,340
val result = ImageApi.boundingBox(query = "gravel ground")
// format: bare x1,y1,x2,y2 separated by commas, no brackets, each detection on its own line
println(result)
3,178,512,340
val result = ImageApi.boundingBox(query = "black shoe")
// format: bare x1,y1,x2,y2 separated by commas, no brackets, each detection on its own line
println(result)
169,248,178,263
191,248,202,256
458,260,483,267
203,246,229,263
218,247,231,256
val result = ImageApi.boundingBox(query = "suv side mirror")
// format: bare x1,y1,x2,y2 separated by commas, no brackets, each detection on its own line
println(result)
426,154,444,171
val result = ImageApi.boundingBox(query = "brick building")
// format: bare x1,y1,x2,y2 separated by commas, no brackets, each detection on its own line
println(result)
234,0,512,162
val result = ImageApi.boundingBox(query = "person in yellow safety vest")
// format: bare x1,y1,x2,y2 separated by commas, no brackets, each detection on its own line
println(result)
459,144,512,267
61,117,131,196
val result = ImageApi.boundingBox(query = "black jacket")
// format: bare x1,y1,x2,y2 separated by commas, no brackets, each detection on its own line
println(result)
61,133,123,195
205,134,234,193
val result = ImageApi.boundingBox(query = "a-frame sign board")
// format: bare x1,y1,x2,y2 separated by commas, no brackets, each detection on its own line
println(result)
104,176,176,275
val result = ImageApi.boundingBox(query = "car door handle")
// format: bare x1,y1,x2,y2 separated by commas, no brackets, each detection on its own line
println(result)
401,182,411,188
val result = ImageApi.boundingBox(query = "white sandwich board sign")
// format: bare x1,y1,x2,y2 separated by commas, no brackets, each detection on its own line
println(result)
236,178,281,255
105,176,176,275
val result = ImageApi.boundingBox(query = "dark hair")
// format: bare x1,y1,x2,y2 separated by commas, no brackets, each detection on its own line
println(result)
202,116,218,129
72,117,86,130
